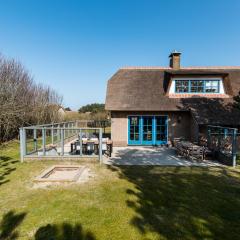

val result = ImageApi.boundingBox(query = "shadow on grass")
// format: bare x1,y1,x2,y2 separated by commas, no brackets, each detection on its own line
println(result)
108,165,240,240
0,210,26,240
34,223,96,240
0,156,18,186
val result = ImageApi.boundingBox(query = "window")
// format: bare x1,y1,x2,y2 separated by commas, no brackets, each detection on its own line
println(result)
175,79,220,93
190,80,204,93
175,80,189,93
129,117,140,141
205,80,219,93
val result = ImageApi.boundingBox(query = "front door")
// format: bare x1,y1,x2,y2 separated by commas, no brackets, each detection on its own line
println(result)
128,116,168,145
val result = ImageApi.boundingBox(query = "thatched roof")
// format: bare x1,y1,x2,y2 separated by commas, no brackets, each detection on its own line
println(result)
105,67,240,125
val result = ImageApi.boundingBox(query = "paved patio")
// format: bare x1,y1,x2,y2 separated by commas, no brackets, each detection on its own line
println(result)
103,146,222,166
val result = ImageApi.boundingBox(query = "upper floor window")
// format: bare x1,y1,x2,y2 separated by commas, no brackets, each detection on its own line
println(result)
175,79,220,93
175,80,189,93
205,80,219,93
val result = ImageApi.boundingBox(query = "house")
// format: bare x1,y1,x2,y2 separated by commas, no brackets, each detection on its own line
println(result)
105,52,240,146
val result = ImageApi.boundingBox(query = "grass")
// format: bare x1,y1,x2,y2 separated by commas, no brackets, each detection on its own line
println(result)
26,135,52,153
1,141,240,239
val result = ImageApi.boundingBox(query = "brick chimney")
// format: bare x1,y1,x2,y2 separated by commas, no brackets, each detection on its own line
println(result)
169,50,181,69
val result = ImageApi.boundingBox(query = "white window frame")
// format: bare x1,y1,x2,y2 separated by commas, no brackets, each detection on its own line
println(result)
169,77,225,94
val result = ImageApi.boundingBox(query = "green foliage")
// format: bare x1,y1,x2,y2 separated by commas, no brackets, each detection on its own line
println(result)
78,103,105,113
233,91,240,109
64,107,71,111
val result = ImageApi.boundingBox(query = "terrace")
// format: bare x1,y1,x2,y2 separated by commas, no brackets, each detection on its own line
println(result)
19,120,112,162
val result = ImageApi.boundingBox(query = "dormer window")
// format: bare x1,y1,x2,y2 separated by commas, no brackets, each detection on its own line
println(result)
175,80,189,93
173,78,222,94
205,80,219,93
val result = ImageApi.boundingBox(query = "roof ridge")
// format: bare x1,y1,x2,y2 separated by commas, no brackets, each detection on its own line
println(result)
120,66,170,70
120,66,240,70
182,66,240,69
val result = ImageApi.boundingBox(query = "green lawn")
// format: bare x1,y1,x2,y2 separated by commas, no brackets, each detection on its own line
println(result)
1,141,240,240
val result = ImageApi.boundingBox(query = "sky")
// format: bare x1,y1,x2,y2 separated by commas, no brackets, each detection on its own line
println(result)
0,0,240,110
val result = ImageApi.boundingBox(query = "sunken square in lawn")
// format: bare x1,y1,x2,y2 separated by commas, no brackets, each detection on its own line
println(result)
35,165,86,182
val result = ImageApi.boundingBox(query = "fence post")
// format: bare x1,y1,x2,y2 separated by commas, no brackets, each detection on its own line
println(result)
20,128,26,163
34,128,37,152
61,128,64,156
99,128,103,164
217,128,221,152
80,129,82,156
64,123,66,138
224,128,227,139
66,123,68,138
232,129,237,167
42,128,46,156
51,125,54,144
57,124,60,143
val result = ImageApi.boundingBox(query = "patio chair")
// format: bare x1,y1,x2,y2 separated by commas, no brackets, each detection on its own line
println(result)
87,142,95,155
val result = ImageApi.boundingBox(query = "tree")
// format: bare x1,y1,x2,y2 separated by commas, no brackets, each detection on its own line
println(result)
0,53,62,142
78,103,105,113
233,91,240,110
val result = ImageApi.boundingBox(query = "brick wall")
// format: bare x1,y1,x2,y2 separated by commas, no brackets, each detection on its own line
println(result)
190,115,199,143
111,111,191,146
111,112,128,147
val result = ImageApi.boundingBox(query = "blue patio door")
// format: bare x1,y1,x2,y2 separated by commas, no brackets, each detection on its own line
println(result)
128,116,141,145
128,116,168,145
142,116,153,145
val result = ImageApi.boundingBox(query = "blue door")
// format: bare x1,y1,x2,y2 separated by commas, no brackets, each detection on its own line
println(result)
142,116,154,145
128,116,168,145
128,116,141,145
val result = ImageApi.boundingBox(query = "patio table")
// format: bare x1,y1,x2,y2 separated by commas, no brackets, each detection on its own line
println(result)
176,141,205,161
71,139,113,157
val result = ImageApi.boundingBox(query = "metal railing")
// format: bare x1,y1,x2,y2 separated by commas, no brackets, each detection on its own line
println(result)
207,125,238,167
19,121,104,163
